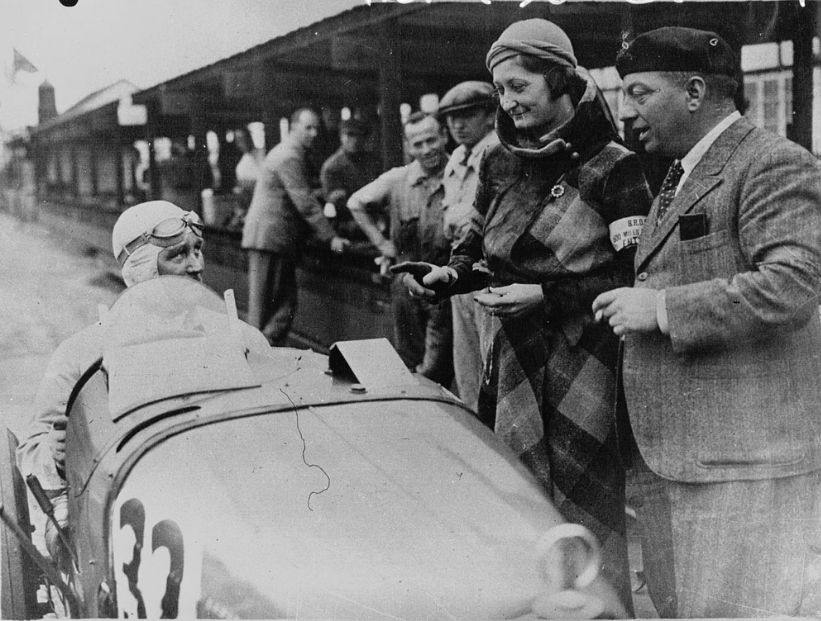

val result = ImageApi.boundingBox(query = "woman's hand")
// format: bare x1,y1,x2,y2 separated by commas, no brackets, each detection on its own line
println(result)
474,284,544,317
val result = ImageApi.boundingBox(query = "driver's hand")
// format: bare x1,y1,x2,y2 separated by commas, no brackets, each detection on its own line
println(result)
48,416,67,469
44,490,70,567
390,262,454,300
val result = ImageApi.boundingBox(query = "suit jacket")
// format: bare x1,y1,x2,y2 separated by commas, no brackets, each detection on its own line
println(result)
241,137,335,255
623,117,821,482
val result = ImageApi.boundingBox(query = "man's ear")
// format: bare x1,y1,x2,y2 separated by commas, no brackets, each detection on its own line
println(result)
685,76,707,111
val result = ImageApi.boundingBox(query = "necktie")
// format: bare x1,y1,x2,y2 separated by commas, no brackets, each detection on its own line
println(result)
655,160,684,225
459,146,472,167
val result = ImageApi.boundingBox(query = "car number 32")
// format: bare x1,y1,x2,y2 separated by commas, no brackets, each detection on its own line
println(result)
114,498,192,619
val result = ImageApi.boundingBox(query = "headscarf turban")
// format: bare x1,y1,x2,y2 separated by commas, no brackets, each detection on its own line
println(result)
486,18,577,72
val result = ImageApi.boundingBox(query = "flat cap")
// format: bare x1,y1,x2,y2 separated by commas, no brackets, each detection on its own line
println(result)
438,81,495,117
340,118,369,135
616,27,739,79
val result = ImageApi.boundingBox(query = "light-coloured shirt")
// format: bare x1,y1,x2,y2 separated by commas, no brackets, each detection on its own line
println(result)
676,111,742,193
442,131,499,243
235,149,266,191
348,160,448,264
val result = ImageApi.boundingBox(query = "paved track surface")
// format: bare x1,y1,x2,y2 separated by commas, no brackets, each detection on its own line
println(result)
0,211,123,438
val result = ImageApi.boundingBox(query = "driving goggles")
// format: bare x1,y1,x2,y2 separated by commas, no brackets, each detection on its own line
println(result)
117,211,204,267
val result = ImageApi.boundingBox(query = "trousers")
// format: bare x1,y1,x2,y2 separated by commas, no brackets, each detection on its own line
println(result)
390,277,453,387
629,449,821,618
450,291,488,412
246,249,297,346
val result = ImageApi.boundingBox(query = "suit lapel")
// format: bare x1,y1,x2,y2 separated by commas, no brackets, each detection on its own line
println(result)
635,118,755,270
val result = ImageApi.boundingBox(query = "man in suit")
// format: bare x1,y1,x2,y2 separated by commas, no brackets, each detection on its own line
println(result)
241,108,349,345
592,28,821,617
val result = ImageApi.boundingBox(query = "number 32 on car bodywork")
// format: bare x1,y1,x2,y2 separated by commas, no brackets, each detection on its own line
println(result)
113,496,200,618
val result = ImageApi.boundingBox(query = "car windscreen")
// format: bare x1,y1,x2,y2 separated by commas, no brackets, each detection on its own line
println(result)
102,276,257,420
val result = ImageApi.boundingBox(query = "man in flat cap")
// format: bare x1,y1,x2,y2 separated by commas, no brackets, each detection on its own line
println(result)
320,118,381,240
439,81,498,412
593,27,821,617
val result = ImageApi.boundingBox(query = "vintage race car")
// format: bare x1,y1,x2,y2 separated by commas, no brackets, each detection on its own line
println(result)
1,276,623,619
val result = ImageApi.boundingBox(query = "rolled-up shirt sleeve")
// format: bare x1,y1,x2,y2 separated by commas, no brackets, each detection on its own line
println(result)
348,168,404,250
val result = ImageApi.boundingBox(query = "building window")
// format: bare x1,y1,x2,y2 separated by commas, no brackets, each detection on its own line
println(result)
762,79,780,135
784,77,793,134
744,81,760,126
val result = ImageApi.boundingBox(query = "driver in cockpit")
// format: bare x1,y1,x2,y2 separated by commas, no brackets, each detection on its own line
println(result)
16,200,271,561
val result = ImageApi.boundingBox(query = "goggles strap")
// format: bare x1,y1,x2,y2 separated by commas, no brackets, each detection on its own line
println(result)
116,217,203,267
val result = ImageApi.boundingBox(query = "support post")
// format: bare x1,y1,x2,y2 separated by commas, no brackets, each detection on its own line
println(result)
377,20,404,170
788,3,815,152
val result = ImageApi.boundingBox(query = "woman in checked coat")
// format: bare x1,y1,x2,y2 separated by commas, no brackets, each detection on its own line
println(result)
395,19,651,608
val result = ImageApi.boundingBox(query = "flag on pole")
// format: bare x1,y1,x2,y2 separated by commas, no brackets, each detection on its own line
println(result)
12,49,37,76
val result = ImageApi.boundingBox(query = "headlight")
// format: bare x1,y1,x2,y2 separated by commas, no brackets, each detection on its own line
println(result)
530,523,611,619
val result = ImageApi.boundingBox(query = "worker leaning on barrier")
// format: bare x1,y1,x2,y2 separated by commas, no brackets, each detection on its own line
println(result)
347,112,454,387
16,200,270,561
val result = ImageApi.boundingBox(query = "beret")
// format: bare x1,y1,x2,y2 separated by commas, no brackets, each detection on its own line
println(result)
340,118,369,135
438,81,495,116
616,27,739,79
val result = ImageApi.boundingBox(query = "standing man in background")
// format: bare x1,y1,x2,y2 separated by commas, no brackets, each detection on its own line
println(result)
320,118,381,241
347,112,453,387
593,27,821,617
438,81,498,412
242,107,349,345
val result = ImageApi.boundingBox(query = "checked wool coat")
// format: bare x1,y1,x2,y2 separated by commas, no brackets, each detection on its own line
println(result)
448,70,652,605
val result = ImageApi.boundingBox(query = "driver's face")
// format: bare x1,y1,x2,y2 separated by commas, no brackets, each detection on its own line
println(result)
157,229,204,281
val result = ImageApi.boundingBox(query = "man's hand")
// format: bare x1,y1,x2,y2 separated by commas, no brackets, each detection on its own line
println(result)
377,240,397,259
474,284,543,317
390,262,454,299
330,236,350,254
323,202,338,219
592,287,659,336
48,416,67,469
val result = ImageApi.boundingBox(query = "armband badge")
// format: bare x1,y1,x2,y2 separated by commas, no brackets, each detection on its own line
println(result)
609,216,647,251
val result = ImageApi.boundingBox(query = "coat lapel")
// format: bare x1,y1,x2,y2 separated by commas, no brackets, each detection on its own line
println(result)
635,118,755,270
